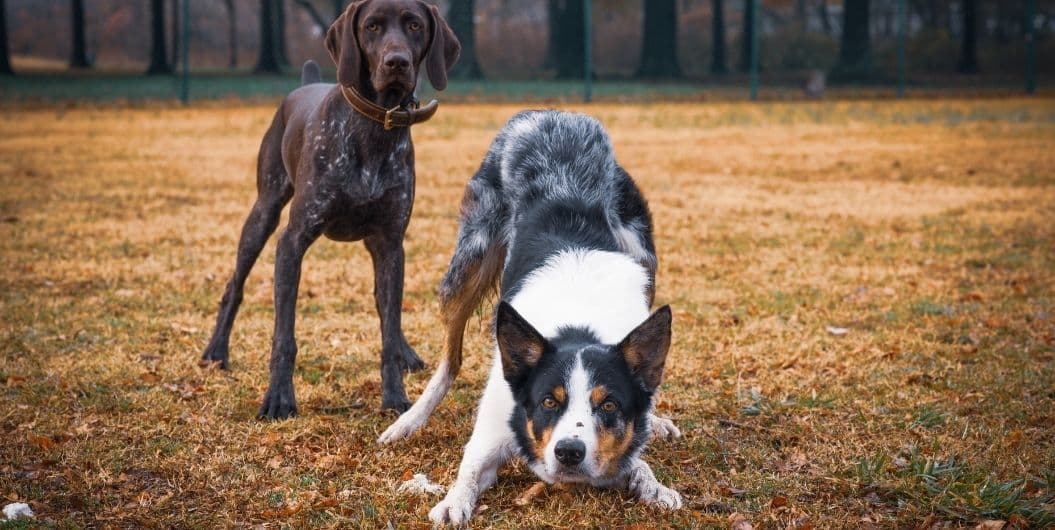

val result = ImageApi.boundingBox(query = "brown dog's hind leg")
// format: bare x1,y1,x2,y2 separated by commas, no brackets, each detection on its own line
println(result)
201,115,292,369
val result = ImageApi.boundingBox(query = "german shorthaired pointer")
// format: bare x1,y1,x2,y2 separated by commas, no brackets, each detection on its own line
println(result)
199,0,460,419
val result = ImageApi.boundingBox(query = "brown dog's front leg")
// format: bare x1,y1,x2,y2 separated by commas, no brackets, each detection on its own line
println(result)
365,232,421,413
258,221,322,420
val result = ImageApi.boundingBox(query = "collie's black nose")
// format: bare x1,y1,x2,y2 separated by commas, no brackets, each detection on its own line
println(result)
383,52,411,72
554,439,586,466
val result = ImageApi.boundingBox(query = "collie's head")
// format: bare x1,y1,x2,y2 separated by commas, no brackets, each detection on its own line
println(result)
497,301,672,483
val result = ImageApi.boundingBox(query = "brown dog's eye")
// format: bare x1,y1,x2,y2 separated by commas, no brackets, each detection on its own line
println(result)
601,400,618,413
408,21,421,31
542,397,558,410
366,22,381,33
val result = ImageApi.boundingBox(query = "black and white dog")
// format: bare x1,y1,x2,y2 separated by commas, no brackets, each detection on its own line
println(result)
379,110,681,524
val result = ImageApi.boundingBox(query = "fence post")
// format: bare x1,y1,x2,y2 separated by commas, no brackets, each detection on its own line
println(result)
749,0,759,101
896,0,906,98
180,0,190,104
1026,0,1036,95
584,0,592,103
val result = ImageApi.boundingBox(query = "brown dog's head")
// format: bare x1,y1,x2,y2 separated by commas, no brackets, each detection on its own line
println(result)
326,0,460,107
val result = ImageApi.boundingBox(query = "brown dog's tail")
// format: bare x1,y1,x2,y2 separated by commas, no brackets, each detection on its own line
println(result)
301,60,322,86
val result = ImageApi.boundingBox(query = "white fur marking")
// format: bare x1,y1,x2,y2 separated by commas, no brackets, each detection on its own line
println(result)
543,354,599,478
509,249,651,344
378,359,455,443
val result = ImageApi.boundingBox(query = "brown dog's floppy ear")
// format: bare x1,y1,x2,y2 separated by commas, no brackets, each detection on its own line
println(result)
617,306,672,392
421,2,461,91
326,1,364,89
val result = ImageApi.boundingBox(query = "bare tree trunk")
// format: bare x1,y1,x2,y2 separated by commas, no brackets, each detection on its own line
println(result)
711,0,728,74
637,0,681,78
224,0,237,69
276,0,289,69
549,0,585,79
447,0,482,79
957,0,978,73
170,0,179,68
739,0,756,72
70,0,91,68
817,0,832,35
0,0,11,75
832,0,871,81
795,0,808,32
256,0,283,73
994,0,1009,44
147,0,172,74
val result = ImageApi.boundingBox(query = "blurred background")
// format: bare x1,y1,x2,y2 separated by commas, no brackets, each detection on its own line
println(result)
0,0,1051,102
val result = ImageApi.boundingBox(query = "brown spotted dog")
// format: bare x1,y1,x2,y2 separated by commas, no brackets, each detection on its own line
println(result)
198,0,459,418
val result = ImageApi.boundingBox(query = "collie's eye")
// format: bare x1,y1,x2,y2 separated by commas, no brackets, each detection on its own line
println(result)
601,400,618,413
366,22,381,32
408,21,421,31
541,397,558,410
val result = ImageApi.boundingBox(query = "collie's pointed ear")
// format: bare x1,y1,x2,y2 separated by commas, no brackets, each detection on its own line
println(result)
326,1,365,88
496,302,547,385
617,306,672,392
420,1,460,91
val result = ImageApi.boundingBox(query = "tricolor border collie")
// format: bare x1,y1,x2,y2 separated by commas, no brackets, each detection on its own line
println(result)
380,110,682,524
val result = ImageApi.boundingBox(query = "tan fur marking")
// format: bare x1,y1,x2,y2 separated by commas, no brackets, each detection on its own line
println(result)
552,386,566,404
590,385,608,407
439,242,506,375
526,418,553,461
595,422,635,476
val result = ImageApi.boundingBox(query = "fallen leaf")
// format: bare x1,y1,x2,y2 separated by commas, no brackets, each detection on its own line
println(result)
515,482,546,506
770,495,788,508
729,512,753,530
826,325,850,336
267,455,283,469
315,498,338,509
974,521,1005,530
719,485,747,498
29,436,55,451
170,323,199,334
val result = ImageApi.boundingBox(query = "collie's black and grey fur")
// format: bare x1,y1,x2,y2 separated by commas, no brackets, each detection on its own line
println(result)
378,110,681,525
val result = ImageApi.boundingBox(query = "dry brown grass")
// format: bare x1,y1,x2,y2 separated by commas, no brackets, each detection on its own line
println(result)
1,99,1054,529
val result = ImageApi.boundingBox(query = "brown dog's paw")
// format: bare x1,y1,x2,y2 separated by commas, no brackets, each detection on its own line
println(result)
199,340,230,370
397,343,426,373
258,382,297,420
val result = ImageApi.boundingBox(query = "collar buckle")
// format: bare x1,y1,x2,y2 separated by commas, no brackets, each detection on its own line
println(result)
384,105,401,130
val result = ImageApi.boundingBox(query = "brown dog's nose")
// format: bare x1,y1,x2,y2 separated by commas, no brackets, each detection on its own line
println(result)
383,52,411,72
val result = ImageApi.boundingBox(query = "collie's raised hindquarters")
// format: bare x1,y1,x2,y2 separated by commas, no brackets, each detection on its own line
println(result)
377,109,675,445
378,110,682,524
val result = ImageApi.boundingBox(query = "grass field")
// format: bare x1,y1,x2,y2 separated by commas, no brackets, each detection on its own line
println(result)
1,98,1054,528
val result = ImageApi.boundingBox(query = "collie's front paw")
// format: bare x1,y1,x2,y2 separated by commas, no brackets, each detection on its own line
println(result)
377,410,426,444
649,414,682,440
429,487,476,526
627,459,682,510
640,483,682,510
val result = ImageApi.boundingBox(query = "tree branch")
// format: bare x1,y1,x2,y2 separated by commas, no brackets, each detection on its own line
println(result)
293,0,330,32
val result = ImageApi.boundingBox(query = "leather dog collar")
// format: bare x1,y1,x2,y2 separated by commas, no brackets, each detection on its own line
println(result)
339,84,439,130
